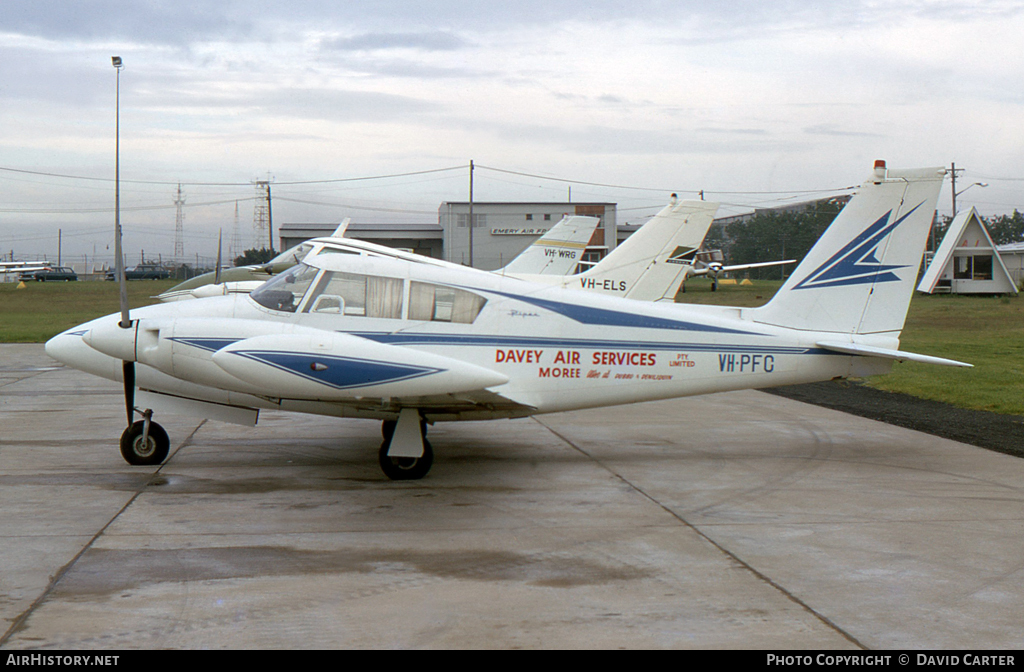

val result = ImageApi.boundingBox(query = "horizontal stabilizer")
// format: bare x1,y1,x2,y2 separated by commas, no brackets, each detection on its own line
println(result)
816,340,972,368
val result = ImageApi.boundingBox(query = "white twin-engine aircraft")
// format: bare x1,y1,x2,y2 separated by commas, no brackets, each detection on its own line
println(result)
46,162,969,480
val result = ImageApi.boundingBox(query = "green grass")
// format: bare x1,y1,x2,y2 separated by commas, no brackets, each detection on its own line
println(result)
866,294,1024,415
673,277,782,306
0,280,176,342
3,276,1021,416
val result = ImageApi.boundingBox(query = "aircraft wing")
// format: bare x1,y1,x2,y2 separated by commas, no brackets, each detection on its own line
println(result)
3,264,51,274
689,258,797,277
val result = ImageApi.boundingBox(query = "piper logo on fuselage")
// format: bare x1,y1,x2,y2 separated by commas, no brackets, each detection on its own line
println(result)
580,278,627,292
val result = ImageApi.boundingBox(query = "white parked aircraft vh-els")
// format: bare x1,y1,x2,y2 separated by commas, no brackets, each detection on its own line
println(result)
46,162,968,480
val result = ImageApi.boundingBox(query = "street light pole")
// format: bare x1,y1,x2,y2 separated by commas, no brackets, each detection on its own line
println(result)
112,56,129,328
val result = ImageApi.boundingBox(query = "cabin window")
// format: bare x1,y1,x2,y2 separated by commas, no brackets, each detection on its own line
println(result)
408,282,487,324
250,263,320,313
303,271,403,319
316,247,360,257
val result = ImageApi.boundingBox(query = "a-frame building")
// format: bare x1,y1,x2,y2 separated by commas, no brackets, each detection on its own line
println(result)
917,207,1018,295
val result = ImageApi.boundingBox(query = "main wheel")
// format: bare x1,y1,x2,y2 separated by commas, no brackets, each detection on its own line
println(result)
378,438,433,481
119,420,170,466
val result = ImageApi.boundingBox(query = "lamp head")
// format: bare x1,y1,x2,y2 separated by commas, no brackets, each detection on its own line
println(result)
112,56,123,68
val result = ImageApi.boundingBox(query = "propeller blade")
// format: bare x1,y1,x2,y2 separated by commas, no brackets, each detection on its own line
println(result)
115,224,130,328
214,229,223,285
123,360,135,426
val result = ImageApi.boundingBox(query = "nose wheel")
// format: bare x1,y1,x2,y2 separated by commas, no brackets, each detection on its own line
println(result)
378,438,433,481
119,413,169,466
379,410,433,480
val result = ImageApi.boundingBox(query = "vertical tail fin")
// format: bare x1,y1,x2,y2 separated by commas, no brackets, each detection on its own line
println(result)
500,215,599,275
751,163,945,336
581,198,719,301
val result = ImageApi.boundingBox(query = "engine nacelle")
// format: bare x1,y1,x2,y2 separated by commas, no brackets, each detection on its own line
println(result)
211,332,508,400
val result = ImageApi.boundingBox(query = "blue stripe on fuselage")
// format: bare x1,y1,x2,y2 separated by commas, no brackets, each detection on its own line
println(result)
470,288,760,335
348,331,823,356
169,337,243,353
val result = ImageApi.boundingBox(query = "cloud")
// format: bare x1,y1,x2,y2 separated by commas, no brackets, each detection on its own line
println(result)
322,31,469,52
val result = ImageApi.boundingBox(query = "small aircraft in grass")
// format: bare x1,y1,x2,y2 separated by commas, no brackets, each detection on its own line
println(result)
46,161,968,480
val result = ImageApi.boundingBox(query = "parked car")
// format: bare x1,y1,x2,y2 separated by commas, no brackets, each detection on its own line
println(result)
20,266,78,282
105,263,171,280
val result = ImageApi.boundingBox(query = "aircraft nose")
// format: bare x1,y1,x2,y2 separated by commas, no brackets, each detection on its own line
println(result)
44,328,87,366
44,323,124,381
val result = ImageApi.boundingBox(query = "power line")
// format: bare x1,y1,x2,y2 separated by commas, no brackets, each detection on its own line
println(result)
2,162,860,197
0,165,467,187
474,163,857,196
0,197,254,215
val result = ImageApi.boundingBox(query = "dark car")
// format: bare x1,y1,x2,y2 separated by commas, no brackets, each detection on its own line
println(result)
105,263,171,280
21,266,78,282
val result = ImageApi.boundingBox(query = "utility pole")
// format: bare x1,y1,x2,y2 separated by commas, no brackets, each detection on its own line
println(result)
267,181,273,251
231,200,241,262
468,160,475,268
950,162,963,215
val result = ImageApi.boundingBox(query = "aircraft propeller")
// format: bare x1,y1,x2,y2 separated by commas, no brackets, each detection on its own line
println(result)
110,191,169,465
214,229,222,286
113,213,137,426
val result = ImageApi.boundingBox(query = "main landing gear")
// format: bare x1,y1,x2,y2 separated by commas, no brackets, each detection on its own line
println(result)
378,409,433,480
119,410,169,466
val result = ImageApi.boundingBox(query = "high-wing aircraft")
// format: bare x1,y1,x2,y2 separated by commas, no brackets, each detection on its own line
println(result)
46,162,968,481
158,215,599,302
677,248,797,291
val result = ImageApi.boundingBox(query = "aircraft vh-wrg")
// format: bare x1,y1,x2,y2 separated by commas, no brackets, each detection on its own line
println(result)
46,162,968,480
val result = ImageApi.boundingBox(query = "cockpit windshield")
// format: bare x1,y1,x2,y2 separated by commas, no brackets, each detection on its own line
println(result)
267,242,315,267
250,263,319,312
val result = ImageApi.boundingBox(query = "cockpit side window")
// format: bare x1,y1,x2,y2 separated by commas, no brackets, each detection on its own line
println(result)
316,247,360,257
303,271,404,319
408,282,487,324
250,264,320,313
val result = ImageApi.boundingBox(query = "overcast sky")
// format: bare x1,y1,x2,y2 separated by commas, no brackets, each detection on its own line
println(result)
3,1,1023,264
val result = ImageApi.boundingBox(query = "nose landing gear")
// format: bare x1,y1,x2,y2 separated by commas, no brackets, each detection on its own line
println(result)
379,409,433,480
119,410,169,466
